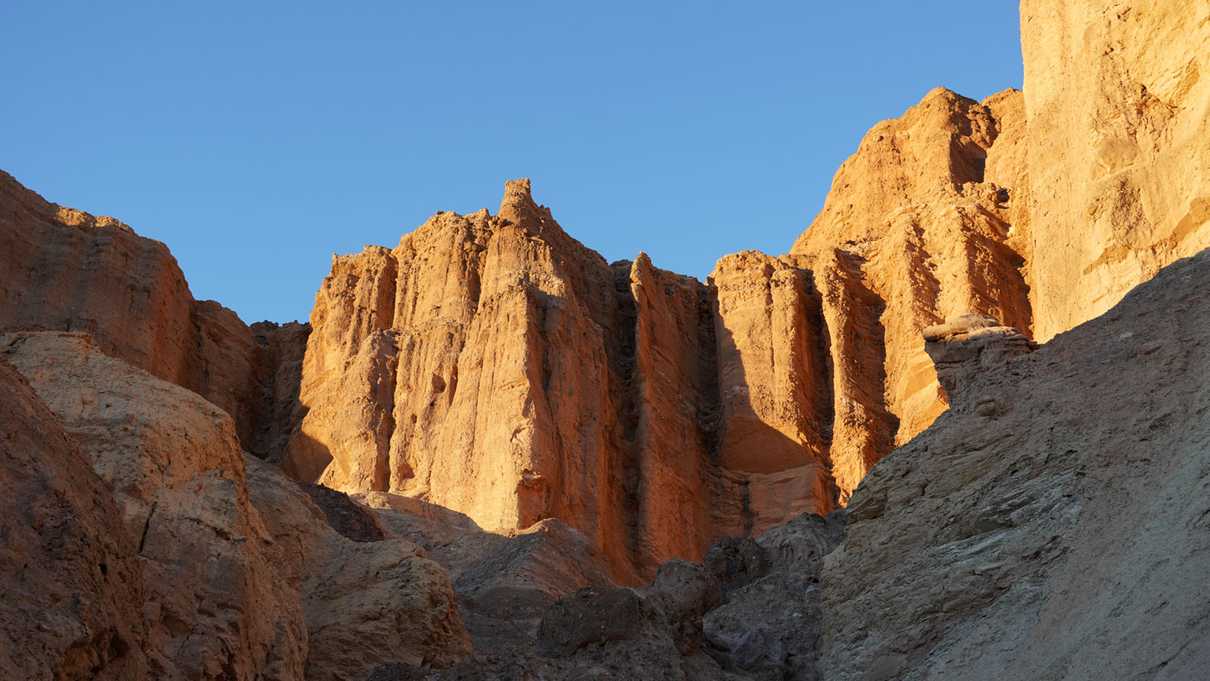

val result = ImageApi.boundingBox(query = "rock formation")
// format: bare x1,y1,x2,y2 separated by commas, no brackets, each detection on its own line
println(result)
283,182,731,578
3,0,1206,581
0,358,148,680
284,137,1031,573
280,84,1049,566
0,331,470,681
0,170,308,460
2,0,1210,676
789,87,1033,492
817,249,1210,680
1021,0,1210,341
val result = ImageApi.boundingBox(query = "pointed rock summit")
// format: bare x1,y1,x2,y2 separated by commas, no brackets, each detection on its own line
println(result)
498,177,538,223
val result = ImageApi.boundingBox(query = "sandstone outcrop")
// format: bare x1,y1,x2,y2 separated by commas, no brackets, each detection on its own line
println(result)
286,86,1038,567
710,252,836,528
4,2,1210,675
818,251,1210,680
789,87,1033,496
0,359,148,680
1021,0,1210,341
0,171,309,459
285,181,731,577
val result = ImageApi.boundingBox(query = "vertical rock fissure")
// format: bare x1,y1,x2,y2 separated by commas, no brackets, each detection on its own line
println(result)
696,283,723,461
373,330,400,492
610,262,643,563
804,271,836,446
820,251,900,503
739,477,754,536
803,269,840,509
373,256,401,492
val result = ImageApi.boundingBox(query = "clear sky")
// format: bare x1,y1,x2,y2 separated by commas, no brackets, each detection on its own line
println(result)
2,2,1023,324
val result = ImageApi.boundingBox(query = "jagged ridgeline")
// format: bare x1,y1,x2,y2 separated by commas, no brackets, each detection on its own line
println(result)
1,1,1208,679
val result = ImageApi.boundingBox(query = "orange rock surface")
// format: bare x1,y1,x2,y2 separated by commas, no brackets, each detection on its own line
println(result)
284,45,1206,569
284,181,718,578
789,88,1032,499
0,171,308,459
1,0,1207,586
1021,0,1210,341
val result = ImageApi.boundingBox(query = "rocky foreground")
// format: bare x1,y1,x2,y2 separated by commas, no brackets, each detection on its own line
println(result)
6,252,1210,680
2,1,1209,679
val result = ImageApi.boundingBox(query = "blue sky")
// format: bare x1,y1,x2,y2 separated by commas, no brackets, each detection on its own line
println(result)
1,2,1022,323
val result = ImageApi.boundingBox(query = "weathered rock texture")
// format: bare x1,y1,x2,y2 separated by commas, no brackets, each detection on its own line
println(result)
1021,0,1210,341
245,460,470,681
4,0,1209,614
0,359,148,680
285,181,733,578
287,178,894,576
1,331,469,681
0,170,309,459
3,331,307,680
789,87,1033,500
710,252,836,530
286,88,1036,570
818,250,1210,680
703,513,845,680
287,5,1210,568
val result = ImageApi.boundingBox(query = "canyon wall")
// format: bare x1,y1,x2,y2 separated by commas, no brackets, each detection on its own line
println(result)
790,87,1032,470
2,0,1208,583
285,89,1037,573
282,181,728,578
0,170,308,459
1021,0,1210,341
818,249,1210,681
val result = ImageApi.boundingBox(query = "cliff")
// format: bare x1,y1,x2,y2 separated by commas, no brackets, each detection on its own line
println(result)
0,170,308,460
1021,0,1210,341
0,0,1206,591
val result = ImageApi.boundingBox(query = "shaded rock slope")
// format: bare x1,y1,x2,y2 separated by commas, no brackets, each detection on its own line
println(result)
0,332,469,681
0,357,148,680
818,249,1210,680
